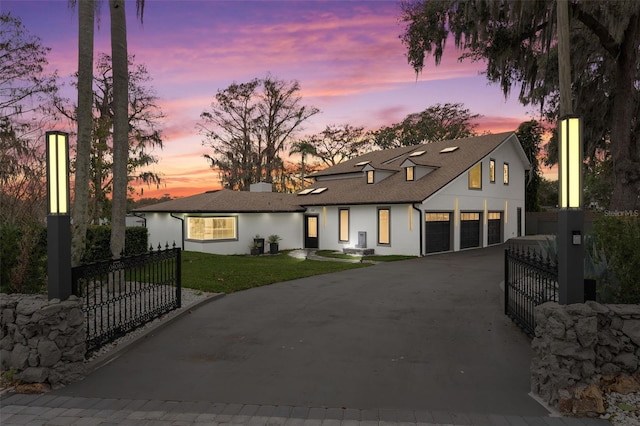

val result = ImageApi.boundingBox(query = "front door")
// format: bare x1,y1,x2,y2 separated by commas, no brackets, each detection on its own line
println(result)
517,207,522,237
304,215,319,249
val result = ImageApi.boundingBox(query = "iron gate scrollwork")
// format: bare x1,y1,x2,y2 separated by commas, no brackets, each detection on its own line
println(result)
504,245,558,337
72,244,182,355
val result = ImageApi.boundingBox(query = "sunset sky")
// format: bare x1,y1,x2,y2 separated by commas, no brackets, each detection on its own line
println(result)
4,0,550,198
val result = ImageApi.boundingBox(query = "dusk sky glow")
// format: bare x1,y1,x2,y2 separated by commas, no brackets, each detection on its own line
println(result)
4,0,547,199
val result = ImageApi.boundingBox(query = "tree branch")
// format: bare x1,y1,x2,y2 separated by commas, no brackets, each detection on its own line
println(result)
571,3,619,57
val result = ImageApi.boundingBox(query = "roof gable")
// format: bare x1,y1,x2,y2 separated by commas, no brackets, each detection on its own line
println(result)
297,132,526,205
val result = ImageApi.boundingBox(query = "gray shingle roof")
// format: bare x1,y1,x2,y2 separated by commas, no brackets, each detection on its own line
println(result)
133,189,305,213
297,132,526,206
134,132,527,213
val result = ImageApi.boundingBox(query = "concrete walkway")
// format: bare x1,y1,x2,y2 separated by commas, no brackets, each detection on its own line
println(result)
1,245,609,425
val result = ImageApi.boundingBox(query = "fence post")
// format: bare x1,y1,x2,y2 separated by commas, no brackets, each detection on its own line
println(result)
176,248,182,308
504,248,509,315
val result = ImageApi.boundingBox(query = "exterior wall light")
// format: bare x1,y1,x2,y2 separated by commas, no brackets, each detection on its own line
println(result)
46,131,72,301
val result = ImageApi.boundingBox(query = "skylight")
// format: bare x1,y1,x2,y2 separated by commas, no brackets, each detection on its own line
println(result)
409,150,426,157
311,187,327,194
440,146,459,153
298,188,314,195
355,160,371,166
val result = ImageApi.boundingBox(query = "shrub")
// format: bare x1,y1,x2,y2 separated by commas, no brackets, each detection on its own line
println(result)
0,223,149,294
83,226,149,262
593,214,640,304
0,222,47,294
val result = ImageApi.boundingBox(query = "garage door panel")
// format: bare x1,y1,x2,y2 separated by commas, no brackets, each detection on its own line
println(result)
460,212,480,249
425,213,451,254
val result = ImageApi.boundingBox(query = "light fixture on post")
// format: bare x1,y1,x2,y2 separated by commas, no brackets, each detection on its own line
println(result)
46,131,72,301
557,115,584,304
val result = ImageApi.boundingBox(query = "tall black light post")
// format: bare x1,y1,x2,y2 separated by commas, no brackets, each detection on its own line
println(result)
557,116,584,304
556,0,584,305
46,131,72,301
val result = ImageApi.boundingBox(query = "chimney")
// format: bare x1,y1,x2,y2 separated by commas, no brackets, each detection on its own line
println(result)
250,182,273,192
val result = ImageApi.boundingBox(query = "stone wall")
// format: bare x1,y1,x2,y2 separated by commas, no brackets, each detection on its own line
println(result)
532,301,640,415
0,294,86,388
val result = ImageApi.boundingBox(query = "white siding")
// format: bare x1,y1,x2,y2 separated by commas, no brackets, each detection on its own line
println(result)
305,204,420,256
144,213,182,249
420,139,526,251
143,212,303,255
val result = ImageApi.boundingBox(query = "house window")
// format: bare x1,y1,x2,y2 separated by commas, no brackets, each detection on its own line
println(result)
468,163,482,189
187,216,237,241
406,166,415,181
503,162,509,184
378,208,390,245
489,159,495,183
366,170,374,184
339,208,349,242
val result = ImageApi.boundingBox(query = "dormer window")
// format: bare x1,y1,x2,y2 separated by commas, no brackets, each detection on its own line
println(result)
406,166,415,181
366,170,374,184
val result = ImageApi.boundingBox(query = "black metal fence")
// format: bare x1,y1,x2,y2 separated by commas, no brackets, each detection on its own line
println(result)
504,246,558,337
72,244,182,355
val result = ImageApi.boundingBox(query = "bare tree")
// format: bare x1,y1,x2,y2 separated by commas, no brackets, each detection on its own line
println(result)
0,13,58,119
54,54,164,224
200,76,319,191
300,124,370,167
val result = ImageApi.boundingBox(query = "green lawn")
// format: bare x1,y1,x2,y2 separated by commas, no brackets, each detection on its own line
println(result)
181,251,370,293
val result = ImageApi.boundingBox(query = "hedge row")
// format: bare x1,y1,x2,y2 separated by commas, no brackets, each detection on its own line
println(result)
0,225,149,294
592,214,640,304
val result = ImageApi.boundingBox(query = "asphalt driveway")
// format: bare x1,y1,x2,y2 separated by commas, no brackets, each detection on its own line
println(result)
53,244,548,416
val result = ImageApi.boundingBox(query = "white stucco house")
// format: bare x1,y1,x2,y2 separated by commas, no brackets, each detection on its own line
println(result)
134,132,530,256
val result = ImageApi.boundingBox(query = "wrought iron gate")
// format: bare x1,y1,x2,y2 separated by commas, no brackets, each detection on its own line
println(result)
72,244,182,355
504,246,558,337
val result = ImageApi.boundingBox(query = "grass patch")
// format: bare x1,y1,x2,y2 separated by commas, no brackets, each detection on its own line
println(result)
182,251,369,293
315,250,417,262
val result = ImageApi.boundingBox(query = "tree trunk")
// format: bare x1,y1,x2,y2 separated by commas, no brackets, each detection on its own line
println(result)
71,0,95,266
557,0,573,117
609,12,640,211
109,0,129,258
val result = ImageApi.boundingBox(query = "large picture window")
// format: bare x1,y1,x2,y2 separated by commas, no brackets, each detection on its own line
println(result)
187,216,237,241
378,208,390,245
468,163,482,189
339,208,349,242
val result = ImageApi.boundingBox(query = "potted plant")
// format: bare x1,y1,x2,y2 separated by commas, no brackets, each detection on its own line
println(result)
268,234,281,254
253,234,265,255
249,240,261,256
